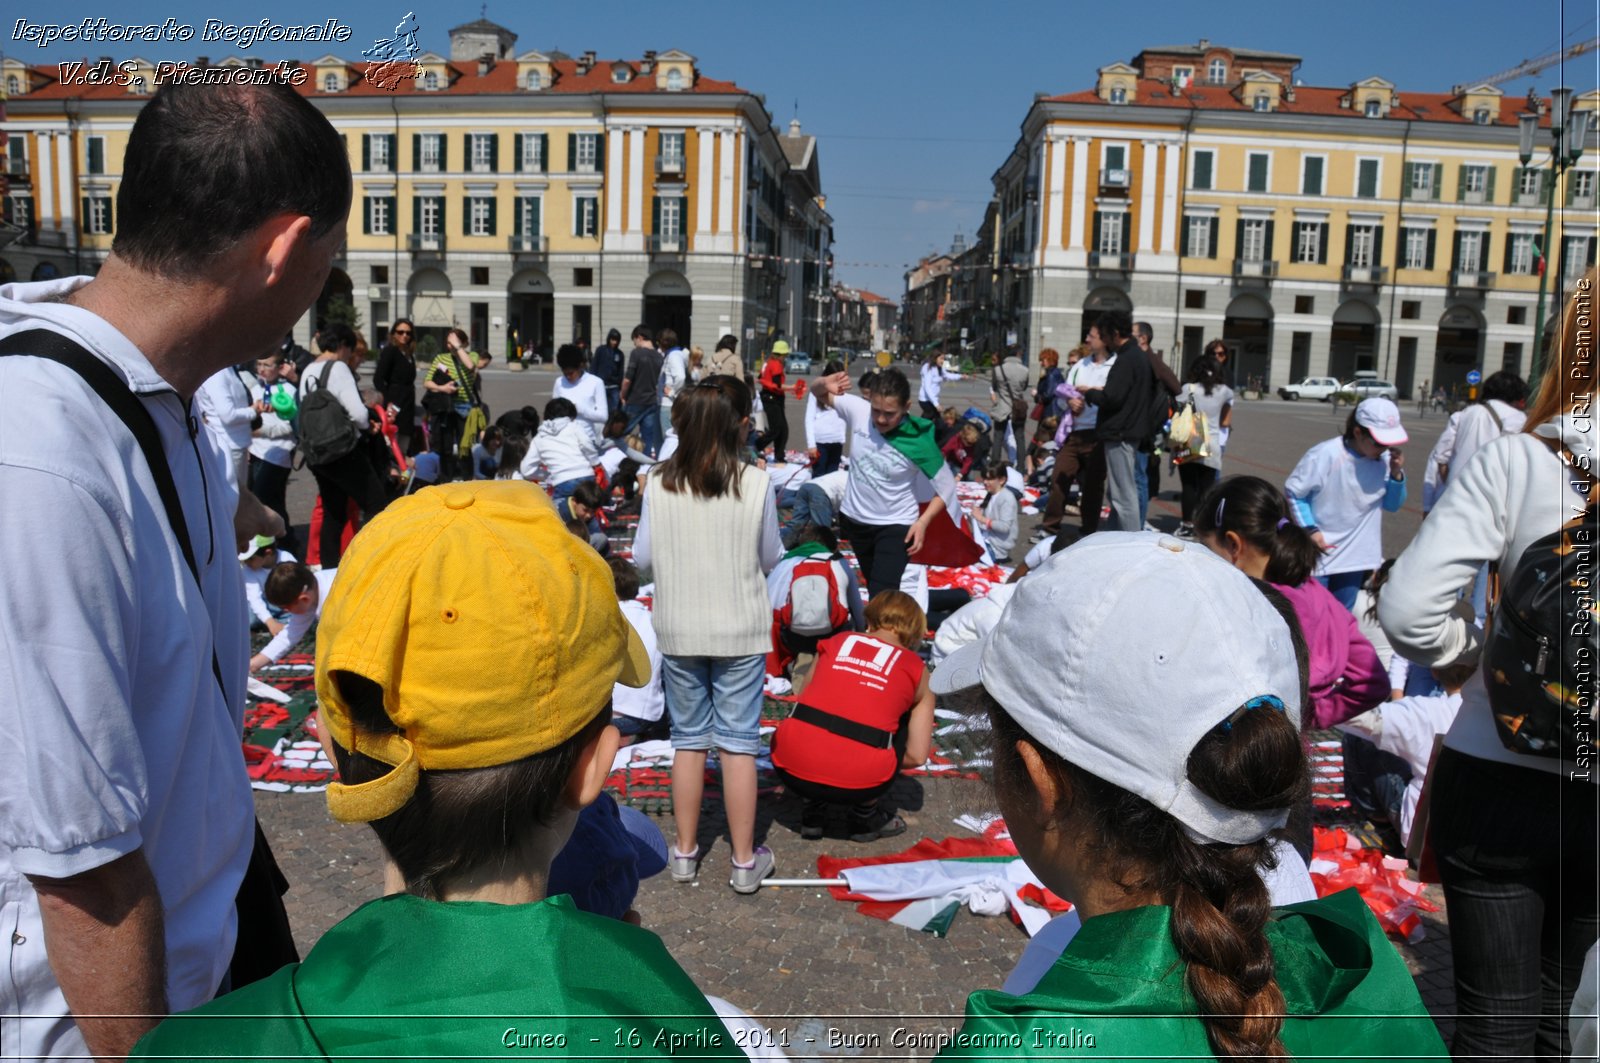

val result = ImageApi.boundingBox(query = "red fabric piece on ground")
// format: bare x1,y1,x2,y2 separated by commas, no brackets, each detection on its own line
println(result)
816,835,1019,902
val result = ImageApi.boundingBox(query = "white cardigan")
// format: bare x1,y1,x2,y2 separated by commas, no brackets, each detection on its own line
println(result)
1378,415,1595,778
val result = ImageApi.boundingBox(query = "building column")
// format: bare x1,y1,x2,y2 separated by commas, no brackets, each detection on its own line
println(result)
717,130,737,251
1159,140,1181,257
1067,136,1090,268
1043,135,1067,266
605,127,625,243
1138,140,1159,253
34,134,53,227
54,133,73,238
695,126,714,241
625,127,645,250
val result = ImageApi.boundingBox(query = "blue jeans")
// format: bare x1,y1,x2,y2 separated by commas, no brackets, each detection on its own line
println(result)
814,441,844,476
624,403,662,457
1318,570,1369,611
1430,747,1599,1059
551,476,596,503
780,481,836,546
660,654,766,755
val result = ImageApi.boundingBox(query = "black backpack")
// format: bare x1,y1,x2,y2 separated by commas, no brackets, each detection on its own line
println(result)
297,361,362,466
1483,496,1598,759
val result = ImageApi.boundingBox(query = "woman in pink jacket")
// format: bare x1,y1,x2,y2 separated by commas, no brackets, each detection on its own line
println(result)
1195,475,1389,730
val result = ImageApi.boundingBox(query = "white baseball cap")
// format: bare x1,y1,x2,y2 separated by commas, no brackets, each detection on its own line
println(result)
1355,397,1408,447
238,534,276,562
931,532,1303,846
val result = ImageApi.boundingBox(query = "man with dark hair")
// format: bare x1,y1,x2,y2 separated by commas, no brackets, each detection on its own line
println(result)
1082,310,1159,532
620,325,664,457
1132,321,1181,529
552,344,607,442
0,80,349,1060
592,328,626,415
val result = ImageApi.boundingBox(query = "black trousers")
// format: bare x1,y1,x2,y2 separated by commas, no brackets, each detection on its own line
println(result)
760,391,789,457
309,446,390,567
1177,463,1218,523
248,456,300,557
839,513,911,597
814,441,844,475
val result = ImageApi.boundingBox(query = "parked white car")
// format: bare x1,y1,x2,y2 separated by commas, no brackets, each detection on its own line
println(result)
1277,377,1342,401
1342,378,1400,401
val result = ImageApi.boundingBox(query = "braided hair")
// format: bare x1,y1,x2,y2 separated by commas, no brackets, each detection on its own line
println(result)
979,582,1312,1061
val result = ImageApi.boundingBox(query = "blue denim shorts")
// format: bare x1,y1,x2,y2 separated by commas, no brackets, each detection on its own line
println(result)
660,654,766,755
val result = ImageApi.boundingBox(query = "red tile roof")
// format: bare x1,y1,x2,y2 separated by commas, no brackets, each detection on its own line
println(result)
1045,79,1555,126
13,56,747,100
856,289,895,305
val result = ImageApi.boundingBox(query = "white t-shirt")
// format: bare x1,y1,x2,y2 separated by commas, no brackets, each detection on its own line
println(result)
1065,356,1113,430
659,348,689,406
246,376,297,469
930,583,1017,664
1338,691,1462,845
197,366,255,453
1422,412,1461,513
804,392,846,447
1447,400,1527,486
552,371,608,439
242,549,298,626
0,278,255,1059
613,600,664,723
834,393,951,526
918,363,959,406
1284,436,1398,577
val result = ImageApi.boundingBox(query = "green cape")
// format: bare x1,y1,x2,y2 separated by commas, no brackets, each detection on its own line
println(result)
883,414,945,479
133,893,742,1061
938,889,1447,1061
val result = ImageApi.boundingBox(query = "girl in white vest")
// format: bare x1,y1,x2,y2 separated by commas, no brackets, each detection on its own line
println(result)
632,375,784,893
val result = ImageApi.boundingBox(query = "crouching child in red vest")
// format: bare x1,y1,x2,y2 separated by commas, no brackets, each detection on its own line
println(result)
771,590,935,842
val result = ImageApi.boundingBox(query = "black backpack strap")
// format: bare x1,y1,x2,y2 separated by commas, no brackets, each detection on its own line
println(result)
0,328,229,700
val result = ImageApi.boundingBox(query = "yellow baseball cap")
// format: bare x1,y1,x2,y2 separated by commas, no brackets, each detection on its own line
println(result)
316,481,650,823
771,340,791,356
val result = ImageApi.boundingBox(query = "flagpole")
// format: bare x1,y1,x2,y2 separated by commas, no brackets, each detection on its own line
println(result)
763,878,848,888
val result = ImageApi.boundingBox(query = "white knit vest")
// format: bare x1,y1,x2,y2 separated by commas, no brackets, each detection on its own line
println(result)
646,463,772,657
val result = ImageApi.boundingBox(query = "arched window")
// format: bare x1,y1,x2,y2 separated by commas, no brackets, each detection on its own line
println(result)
665,68,684,91
422,70,438,91
1473,108,1490,125
1365,98,1382,118
1109,86,1126,104
323,72,338,92
5,75,19,96
1254,95,1270,112
1207,59,1226,83
525,69,541,90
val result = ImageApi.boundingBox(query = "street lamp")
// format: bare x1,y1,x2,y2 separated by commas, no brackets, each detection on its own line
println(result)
1519,87,1590,385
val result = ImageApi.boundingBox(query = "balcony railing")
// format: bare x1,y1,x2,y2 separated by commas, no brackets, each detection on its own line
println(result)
655,155,686,176
1342,265,1388,286
1099,168,1130,190
5,161,28,181
649,233,684,254
508,234,548,254
408,233,446,254
1232,258,1278,279
1449,268,1495,290
1088,251,1134,272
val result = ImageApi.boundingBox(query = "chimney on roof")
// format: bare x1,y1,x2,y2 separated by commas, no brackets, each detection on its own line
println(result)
197,56,209,68
641,50,656,73
1198,38,1210,50
577,50,596,74
788,118,802,138
478,52,494,77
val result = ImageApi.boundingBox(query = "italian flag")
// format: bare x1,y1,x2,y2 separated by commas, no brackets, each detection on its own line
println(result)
883,416,986,569
817,835,1071,937
1534,237,1546,277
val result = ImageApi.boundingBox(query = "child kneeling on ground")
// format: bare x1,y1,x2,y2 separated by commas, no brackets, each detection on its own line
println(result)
771,590,935,842
133,482,744,1060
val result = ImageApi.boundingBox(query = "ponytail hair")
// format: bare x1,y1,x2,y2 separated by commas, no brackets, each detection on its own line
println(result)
1196,475,1321,588
977,583,1311,1062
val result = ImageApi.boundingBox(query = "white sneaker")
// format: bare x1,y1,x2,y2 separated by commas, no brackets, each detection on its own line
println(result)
729,846,775,894
669,846,700,883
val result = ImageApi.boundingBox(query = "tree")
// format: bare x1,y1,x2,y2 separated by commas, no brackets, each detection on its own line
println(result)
321,293,362,334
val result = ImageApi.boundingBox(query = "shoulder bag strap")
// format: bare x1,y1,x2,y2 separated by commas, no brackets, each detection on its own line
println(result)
0,329,228,700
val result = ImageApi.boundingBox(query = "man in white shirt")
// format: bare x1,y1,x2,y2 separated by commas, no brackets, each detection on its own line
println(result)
551,343,609,443
197,363,256,497
657,326,690,438
0,82,349,1059
1035,337,1113,540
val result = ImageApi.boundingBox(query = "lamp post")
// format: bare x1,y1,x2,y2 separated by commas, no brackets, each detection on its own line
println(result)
1519,87,1590,386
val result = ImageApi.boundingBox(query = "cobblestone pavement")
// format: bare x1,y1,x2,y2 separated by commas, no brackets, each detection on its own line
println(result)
260,360,1459,1056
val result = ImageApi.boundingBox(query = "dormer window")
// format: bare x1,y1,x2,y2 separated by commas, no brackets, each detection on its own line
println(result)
1208,59,1227,84
1254,95,1270,112
422,70,438,91
612,67,630,84
1364,98,1381,118
665,68,684,91
5,75,18,96
323,72,338,92
525,69,541,90
1109,86,1126,104
1473,107,1490,124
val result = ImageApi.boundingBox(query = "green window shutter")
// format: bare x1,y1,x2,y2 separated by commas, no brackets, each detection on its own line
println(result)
1587,236,1596,268
1540,169,1552,205
487,198,497,236
362,135,370,172
436,197,445,235
1456,165,1467,202
1208,218,1218,259
538,134,549,173
1451,231,1462,270
1400,162,1412,200
1248,154,1268,192
1357,161,1377,198
488,134,499,172
463,197,472,237
529,197,541,237
1092,211,1103,251
513,134,523,172
1344,224,1355,266
1318,222,1329,265
1425,229,1436,270
386,197,396,232
1373,226,1384,267
1503,233,1516,274
412,134,421,171
81,197,90,233
1120,214,1130,252
595,132,605,173
1234,218,1245,258
1303,156,1323,195
1430,164,1441,201
1193,152,1212,190
512,196,523,236
1180,216,1190,257
1484,166,1496,202
1482,232,1493,271
87,138,103,174
412,196,421,234
1106,145,1125,171
1263,220,1275,260
653,195,663,234
385,135,396,172
438,136,447,173
567,133,577,172
1567,173,1577,205
363,197,372,235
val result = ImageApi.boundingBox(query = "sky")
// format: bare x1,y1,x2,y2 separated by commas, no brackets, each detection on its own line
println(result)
7,0,1599,299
